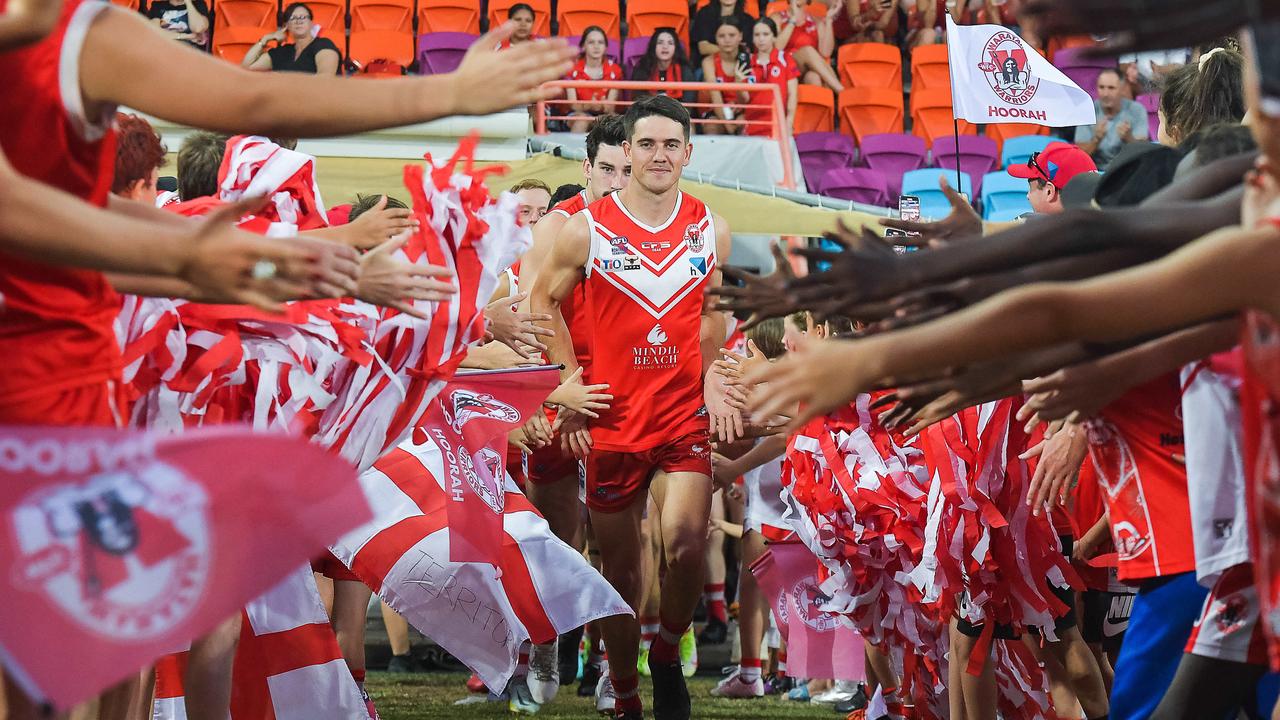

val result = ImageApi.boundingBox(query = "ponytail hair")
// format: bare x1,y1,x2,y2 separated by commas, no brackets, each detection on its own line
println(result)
1159,47,1245,144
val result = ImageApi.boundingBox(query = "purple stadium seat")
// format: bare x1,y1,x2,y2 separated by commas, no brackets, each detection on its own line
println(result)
796,132,856,193
417,32,477,75
1137,92,1161,140
817,167,891,206
931,135,998,197
1053,47,1113,99
622,36,650,76
565,35,623,64
858,133,927,198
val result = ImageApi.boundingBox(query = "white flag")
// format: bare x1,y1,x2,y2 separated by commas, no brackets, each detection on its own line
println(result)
944,15,1096,127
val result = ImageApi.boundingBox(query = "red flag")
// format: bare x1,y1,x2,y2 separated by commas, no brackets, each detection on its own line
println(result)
0,425,365,710
417,367,561,563
217,136,329,230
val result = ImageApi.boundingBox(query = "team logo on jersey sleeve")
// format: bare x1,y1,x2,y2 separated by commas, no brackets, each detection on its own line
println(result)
608,237,630,255
684,224,704,253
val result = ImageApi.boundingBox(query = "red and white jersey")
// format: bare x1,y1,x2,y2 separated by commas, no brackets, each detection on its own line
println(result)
548,189,589,219
0,0,123,404
546,190,593,371
1086,375,1194,581
581,191,716,451
567,58,623,102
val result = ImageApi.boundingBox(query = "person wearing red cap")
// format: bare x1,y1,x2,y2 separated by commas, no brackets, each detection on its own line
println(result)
1006,141,1099,215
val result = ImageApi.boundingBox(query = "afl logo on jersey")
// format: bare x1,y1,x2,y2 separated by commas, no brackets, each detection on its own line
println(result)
684,224,704,253
608,237,629,255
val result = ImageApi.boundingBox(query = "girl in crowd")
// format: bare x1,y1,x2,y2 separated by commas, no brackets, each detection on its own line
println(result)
701,20,754,135
746,18,799,136
769,0,843,91
566,26,622,133
629,28,696,104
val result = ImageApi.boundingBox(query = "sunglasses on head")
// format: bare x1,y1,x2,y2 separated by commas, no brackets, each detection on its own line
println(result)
1027,151,1053,183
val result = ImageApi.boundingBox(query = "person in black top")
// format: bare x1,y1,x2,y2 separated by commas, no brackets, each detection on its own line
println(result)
690,0,754,61
146,0,210,50
629,28,696,103
242,2,341,75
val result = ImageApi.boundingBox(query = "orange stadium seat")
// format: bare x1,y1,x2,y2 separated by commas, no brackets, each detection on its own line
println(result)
349,0,412,65
764,0,786,16
837,86,903,143
909,85,975,145
695,0,758,18
350,0,410,31
305,0,346,35
626,0,689,39
417,0,481,34
794,84,836,134
558,0,620,39
214,0,277,30
212,25,266,62
487,0,550,35
837,42,902,89
909,43,950,91
111,0,142,11
984,122,1049,157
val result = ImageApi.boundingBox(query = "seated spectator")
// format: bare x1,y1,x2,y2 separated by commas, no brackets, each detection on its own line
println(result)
176,131,230,201
691,0,755,62
1156,46,1244,147
242,2,341,75
510,178,551,226
145,0,209,50
906,0,967,48
1074,67,1151,167
701,20,753,135
769,0,843,91
566,26,622,133
112,113,167,202
972,0,1022,26
496,3,537,49
746,18,799,136
629,28,696,104
841,0,899,45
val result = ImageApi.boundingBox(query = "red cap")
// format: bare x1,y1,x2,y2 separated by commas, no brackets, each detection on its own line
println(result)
1006,141,1097,188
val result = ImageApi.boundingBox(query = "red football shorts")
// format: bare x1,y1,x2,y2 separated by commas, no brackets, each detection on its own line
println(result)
311,551,362,583
528,441,579,486
0,380,124,427
584,429,712,513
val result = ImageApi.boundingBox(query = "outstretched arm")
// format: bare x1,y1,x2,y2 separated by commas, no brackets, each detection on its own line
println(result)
530,213,590,379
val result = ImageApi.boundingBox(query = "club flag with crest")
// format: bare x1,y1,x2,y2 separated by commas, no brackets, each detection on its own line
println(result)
0,425,364,711
945,15,1096,127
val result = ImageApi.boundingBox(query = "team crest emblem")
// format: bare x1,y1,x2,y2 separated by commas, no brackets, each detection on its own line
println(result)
1214,594,1250,635
791,578,838,632
465,446,507,514
13,463,211,639
446,390,521,432
978,30,1039,105
684,224,704,253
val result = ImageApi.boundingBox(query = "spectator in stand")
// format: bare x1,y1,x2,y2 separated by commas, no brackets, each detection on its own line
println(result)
496,3,537,49
841,0,899,44
629,28,696,103
510,178,551,226
242,2,341,75
701,20,753,135
145,0,209,50
691,0,755,62
747,18,799,135
111,113,167,203
1006,140,1097,215
906,0,966,47
972,0,1022,25
566,26,622,133
770,0,843,91
1156,47,1244,148
176,131,229,201
1075,68,1150,167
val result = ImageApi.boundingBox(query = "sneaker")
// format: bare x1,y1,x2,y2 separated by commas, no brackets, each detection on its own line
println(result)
678,629,697,679
594,673,616,715
385,653,422,674
786,684,811,702
578,661,602,698
810,680,858,705
360,686,381,719
526,641,560,704
466,673,489,694
833,685,868,714
710,669,764,699
763,675,794,696
558,628,583,685
647,654,691,720
696,617,728,645
636,647,652,678
507,676,541,715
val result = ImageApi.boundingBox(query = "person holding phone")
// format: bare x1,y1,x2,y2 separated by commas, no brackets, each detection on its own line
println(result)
701,20,753,135
242,2,340,75
843,0,898,45
145,0,209,50
746,18,799,136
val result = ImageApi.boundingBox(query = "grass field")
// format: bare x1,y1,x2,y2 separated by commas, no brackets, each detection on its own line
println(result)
367,671,844,719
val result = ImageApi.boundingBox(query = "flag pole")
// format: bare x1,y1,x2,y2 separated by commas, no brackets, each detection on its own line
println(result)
945,23,963,200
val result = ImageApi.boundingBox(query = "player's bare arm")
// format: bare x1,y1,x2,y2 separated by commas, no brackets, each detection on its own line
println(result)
517,210,569,314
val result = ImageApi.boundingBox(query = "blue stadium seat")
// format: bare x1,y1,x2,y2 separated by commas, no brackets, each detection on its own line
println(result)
981,171,1034,220
1000,134,1054,169
900,168,974,220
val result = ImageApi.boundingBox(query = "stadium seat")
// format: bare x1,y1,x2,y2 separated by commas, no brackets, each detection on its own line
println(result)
559,0,621,39
981,171,1033,220
487,0,550,35
984,122,1048,158
909,44,950,92
836,43,902,89
795,132,856,192
348,0,412,65
816,167,891,206
764,0,787,16
213,0,277,30
901,168,974,219
306,0,346,37
417,31,477,74
111,0,143,12
350,0,410,31
212,25,266,63
1053,47,1113,99
1137,92,1161,140
837,87,903,143
931,135,998,197
417,0,481,34
695,0,759,17
795,85,836,134
909,86,974,145
999,133,1054,169
858,132,926,197
626,0,689,39
621,36,649,66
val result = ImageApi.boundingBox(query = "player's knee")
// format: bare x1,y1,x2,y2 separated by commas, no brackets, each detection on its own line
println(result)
663,530,707,570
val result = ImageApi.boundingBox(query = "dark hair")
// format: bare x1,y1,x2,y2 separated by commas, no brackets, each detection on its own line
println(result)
1159,48,1244,143
753,16,778,38
507,2,534,19
282,2,312,22
348,194,408,222
550,183,585,205
1189,123,1257,167
1097,66,1122,84
112,113,166,195
746,317,785,359
176,131,229,201
585,113,627,162
633,27,690,81
578,25,607,54
624,93,692,140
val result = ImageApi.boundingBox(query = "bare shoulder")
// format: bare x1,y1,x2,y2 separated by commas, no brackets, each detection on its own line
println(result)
548,211,592,265
711,211,732,254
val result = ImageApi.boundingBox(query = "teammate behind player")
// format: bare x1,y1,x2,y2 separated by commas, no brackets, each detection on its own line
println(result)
531,95,732,720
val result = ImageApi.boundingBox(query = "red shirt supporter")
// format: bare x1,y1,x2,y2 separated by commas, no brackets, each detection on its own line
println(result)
1087,374,1194,581
568,58,623,103
710,53,734,83
0,0,124,420
782,13,818,52
746,48,799,136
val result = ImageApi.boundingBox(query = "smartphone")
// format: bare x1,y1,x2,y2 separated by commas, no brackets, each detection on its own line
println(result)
898,195,920,223
885,228,916,254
